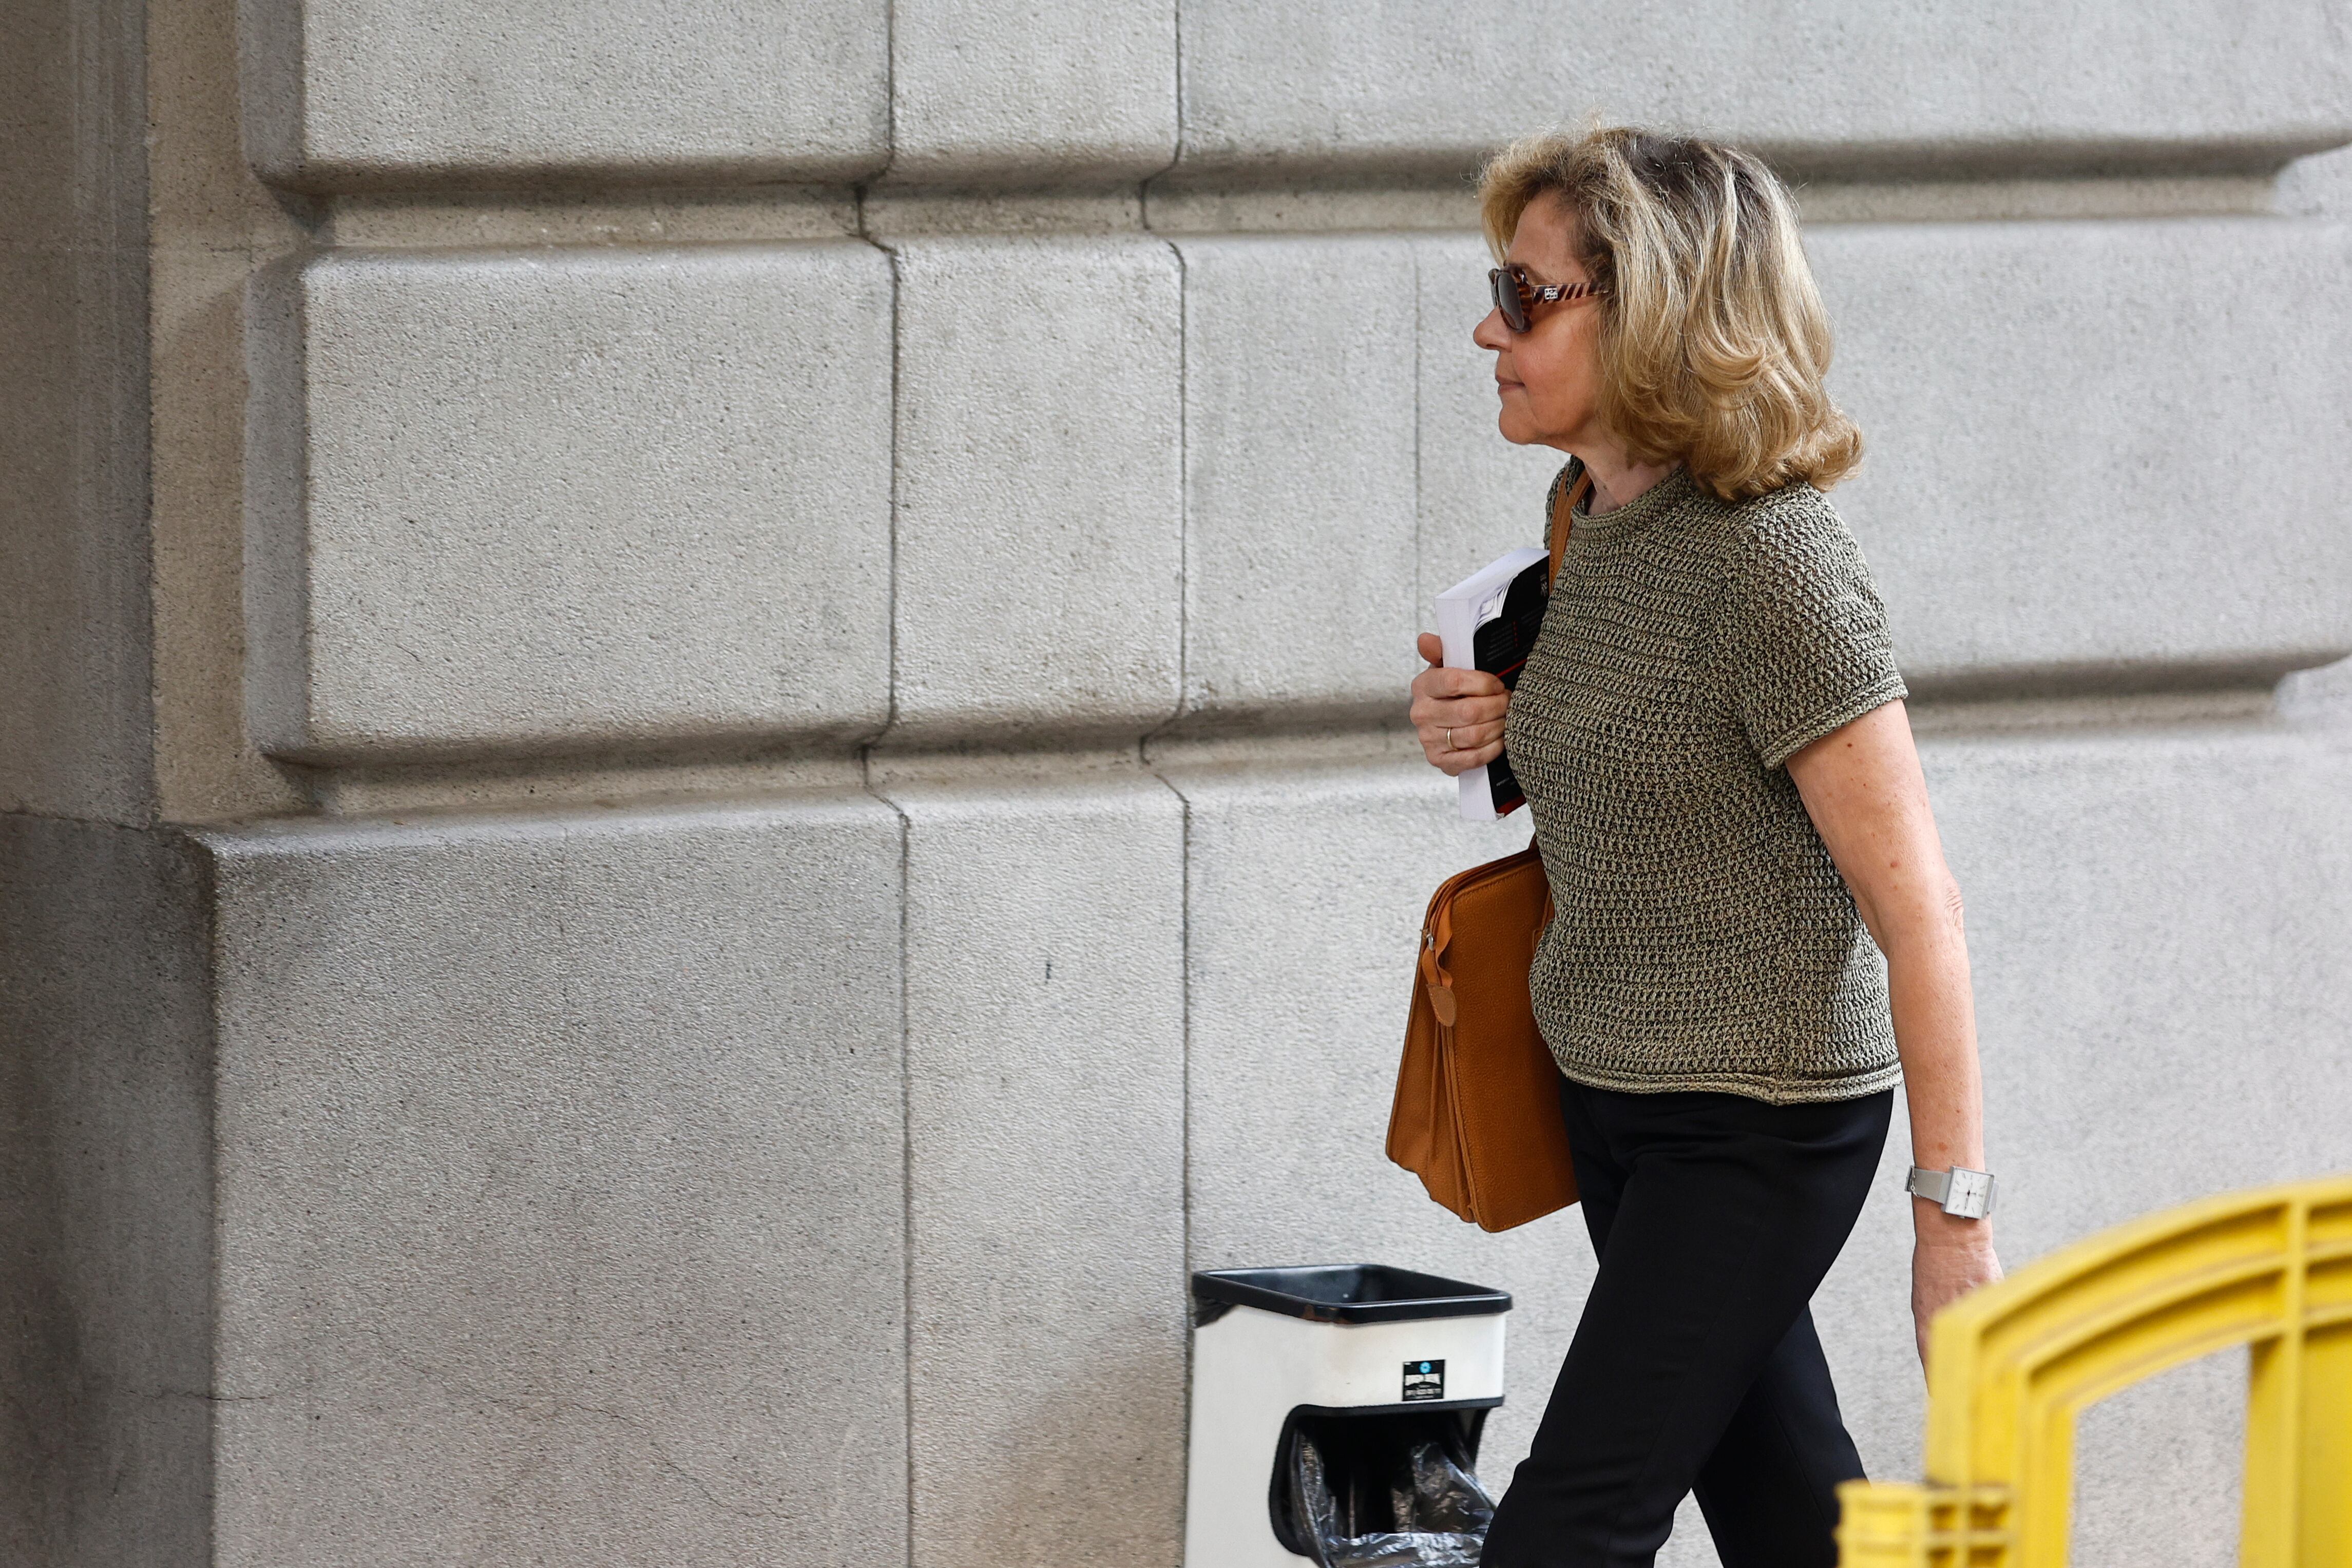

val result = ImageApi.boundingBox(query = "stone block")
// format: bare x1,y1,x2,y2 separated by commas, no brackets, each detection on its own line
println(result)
2068,1350,2248,1568
1174,0,2352,182
1393,220,2352,699
245,242,894,764
889,238,1183,744
888,0,1176,185
239,0,888,190
1935,720,2352,1256
199,797,908,1568
1811,717,2352,1503
1413,234,1577,628
2283,655,2352,720
1162,752,1571,1488
1175,235,1418,729
1169,720,2352,1530
888,772,1187,1568
2280,143,2352,217
1811,218,2352,693
0,816,212,1565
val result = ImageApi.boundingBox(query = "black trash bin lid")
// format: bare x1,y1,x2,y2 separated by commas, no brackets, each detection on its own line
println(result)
1193,1264,1510,1325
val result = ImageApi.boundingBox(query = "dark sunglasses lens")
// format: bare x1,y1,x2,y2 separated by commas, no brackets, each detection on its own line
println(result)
1491,269,1529,332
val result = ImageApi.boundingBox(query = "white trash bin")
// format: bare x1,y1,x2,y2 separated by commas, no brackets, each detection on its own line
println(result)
1184,1265,1510,1568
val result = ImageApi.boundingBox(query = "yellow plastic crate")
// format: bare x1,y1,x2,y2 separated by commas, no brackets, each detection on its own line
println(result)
1838,1173,2352,1568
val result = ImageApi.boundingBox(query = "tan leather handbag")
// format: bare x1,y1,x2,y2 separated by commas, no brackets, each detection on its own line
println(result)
1385,472,1589,1233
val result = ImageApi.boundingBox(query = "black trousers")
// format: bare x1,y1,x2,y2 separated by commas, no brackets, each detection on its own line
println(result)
1479,1078,1894,1568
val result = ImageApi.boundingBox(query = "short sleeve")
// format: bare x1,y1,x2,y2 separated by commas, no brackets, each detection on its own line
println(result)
1705,495,1907,770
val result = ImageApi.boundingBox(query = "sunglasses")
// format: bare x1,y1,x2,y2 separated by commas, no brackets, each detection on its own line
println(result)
1488,264,1604,333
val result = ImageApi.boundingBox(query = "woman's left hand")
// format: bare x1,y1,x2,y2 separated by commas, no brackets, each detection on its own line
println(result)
1911,1212,2002,1370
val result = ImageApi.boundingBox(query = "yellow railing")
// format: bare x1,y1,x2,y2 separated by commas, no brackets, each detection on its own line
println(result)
1838,1174,2352,1568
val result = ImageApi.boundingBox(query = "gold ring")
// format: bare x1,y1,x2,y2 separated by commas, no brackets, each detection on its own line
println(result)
1445,728,1456,751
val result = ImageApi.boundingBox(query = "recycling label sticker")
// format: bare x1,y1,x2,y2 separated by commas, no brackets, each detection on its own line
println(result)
1402,1360,1445,1402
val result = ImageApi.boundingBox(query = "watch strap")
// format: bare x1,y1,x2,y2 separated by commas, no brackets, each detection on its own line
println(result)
1907,1164,1997,1219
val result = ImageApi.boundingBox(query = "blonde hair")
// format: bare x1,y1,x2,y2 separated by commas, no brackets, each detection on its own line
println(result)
1478,126,1861,501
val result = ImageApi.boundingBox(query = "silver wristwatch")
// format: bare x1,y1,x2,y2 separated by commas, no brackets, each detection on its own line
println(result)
1906,1165,1997,1219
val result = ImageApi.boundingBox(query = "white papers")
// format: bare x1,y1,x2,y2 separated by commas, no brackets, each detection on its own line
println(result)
1433,548,1547,821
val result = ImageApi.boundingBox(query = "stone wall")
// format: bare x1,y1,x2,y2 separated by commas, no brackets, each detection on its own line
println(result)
5,1,2351,1564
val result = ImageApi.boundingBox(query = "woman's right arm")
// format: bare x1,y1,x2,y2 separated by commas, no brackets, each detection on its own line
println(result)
1410,632,1511,775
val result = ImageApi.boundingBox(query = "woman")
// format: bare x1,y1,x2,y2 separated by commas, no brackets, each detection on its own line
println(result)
1409,127,2003,1568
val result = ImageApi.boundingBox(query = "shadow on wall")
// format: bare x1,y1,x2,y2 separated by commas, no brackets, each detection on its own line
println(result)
0,818,213,1567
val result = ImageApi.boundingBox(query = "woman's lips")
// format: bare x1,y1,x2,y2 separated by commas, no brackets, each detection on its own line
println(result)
1496,379,1523,394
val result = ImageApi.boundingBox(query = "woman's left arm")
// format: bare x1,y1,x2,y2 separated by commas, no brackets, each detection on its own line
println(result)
1785,699,2003,1369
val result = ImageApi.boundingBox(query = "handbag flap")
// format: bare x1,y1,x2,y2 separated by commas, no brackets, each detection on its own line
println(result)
1391,844,1578,1232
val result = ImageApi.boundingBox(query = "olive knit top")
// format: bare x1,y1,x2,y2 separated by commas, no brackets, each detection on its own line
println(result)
1504,460,1908,1105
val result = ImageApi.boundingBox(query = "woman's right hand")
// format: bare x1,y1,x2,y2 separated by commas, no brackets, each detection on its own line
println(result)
1411,632,1510,776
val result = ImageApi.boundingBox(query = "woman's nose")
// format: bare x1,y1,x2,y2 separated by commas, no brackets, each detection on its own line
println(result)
1473,307,1510,351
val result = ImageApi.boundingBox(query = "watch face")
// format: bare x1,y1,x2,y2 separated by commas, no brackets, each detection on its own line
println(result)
1947,1168,1994,1217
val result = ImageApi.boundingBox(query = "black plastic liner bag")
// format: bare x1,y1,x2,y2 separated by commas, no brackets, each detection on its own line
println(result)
1284,1411,1497,1568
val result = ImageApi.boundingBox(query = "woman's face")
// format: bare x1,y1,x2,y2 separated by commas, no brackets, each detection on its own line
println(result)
1474,192,1606,453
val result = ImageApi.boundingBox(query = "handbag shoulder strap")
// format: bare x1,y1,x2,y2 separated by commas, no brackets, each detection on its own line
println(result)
1548,467,1592,588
